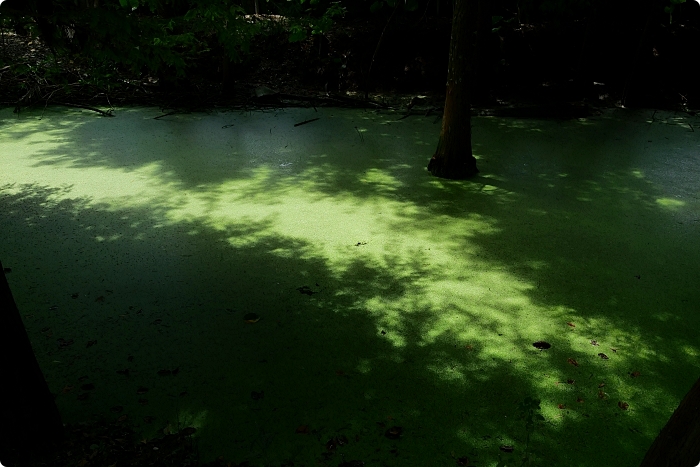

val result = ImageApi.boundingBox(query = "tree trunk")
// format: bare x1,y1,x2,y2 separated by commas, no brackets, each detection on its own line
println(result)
427,0,479,179
639,376,700,467
0,260,63,465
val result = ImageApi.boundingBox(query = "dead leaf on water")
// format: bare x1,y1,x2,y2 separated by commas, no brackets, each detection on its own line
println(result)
618,401,630,410
244,313,260,323
567,322,575,328
567,358,579,367
598,353,609,360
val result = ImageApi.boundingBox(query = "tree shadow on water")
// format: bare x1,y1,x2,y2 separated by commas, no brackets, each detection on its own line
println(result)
1,108,699,466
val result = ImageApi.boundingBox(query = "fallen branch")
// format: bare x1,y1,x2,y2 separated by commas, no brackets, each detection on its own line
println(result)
51,101,114,117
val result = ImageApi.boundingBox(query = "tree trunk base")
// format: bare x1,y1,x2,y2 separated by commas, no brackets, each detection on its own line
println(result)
427,154,479,179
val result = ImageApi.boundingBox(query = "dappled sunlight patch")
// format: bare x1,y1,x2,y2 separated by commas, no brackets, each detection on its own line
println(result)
358,168,404,192
655,197,685,209
175,409,208,433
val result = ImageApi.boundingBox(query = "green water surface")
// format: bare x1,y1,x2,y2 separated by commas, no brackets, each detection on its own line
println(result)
1,106,699,466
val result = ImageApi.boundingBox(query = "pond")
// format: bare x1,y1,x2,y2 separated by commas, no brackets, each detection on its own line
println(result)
1,105,699,466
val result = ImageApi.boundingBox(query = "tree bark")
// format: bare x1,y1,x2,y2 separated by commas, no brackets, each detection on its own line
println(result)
427,0,479,179
639,376,700,467
0,260,63,465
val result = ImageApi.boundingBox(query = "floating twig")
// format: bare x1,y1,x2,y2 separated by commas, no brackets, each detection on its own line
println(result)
354,126,364,143
293,117,320,127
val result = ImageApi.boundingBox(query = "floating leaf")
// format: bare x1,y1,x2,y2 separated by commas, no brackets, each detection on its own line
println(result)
598,353,609,360
610,347,618,353
244,313,260,323
557,404,566,409
326,435,348,451
296,285,317,296
567,358,579,366
598,382,606,388
567,322,576,327
533,341,551,350
618,401,629,410
590,340,599,346
385,426,403,439
598,390,608,399
499,445,514,453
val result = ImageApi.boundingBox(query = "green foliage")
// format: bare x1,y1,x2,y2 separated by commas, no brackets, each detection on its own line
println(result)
496,397,544,467
286,1,345,42
665,0,686,24
369,0,419,13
